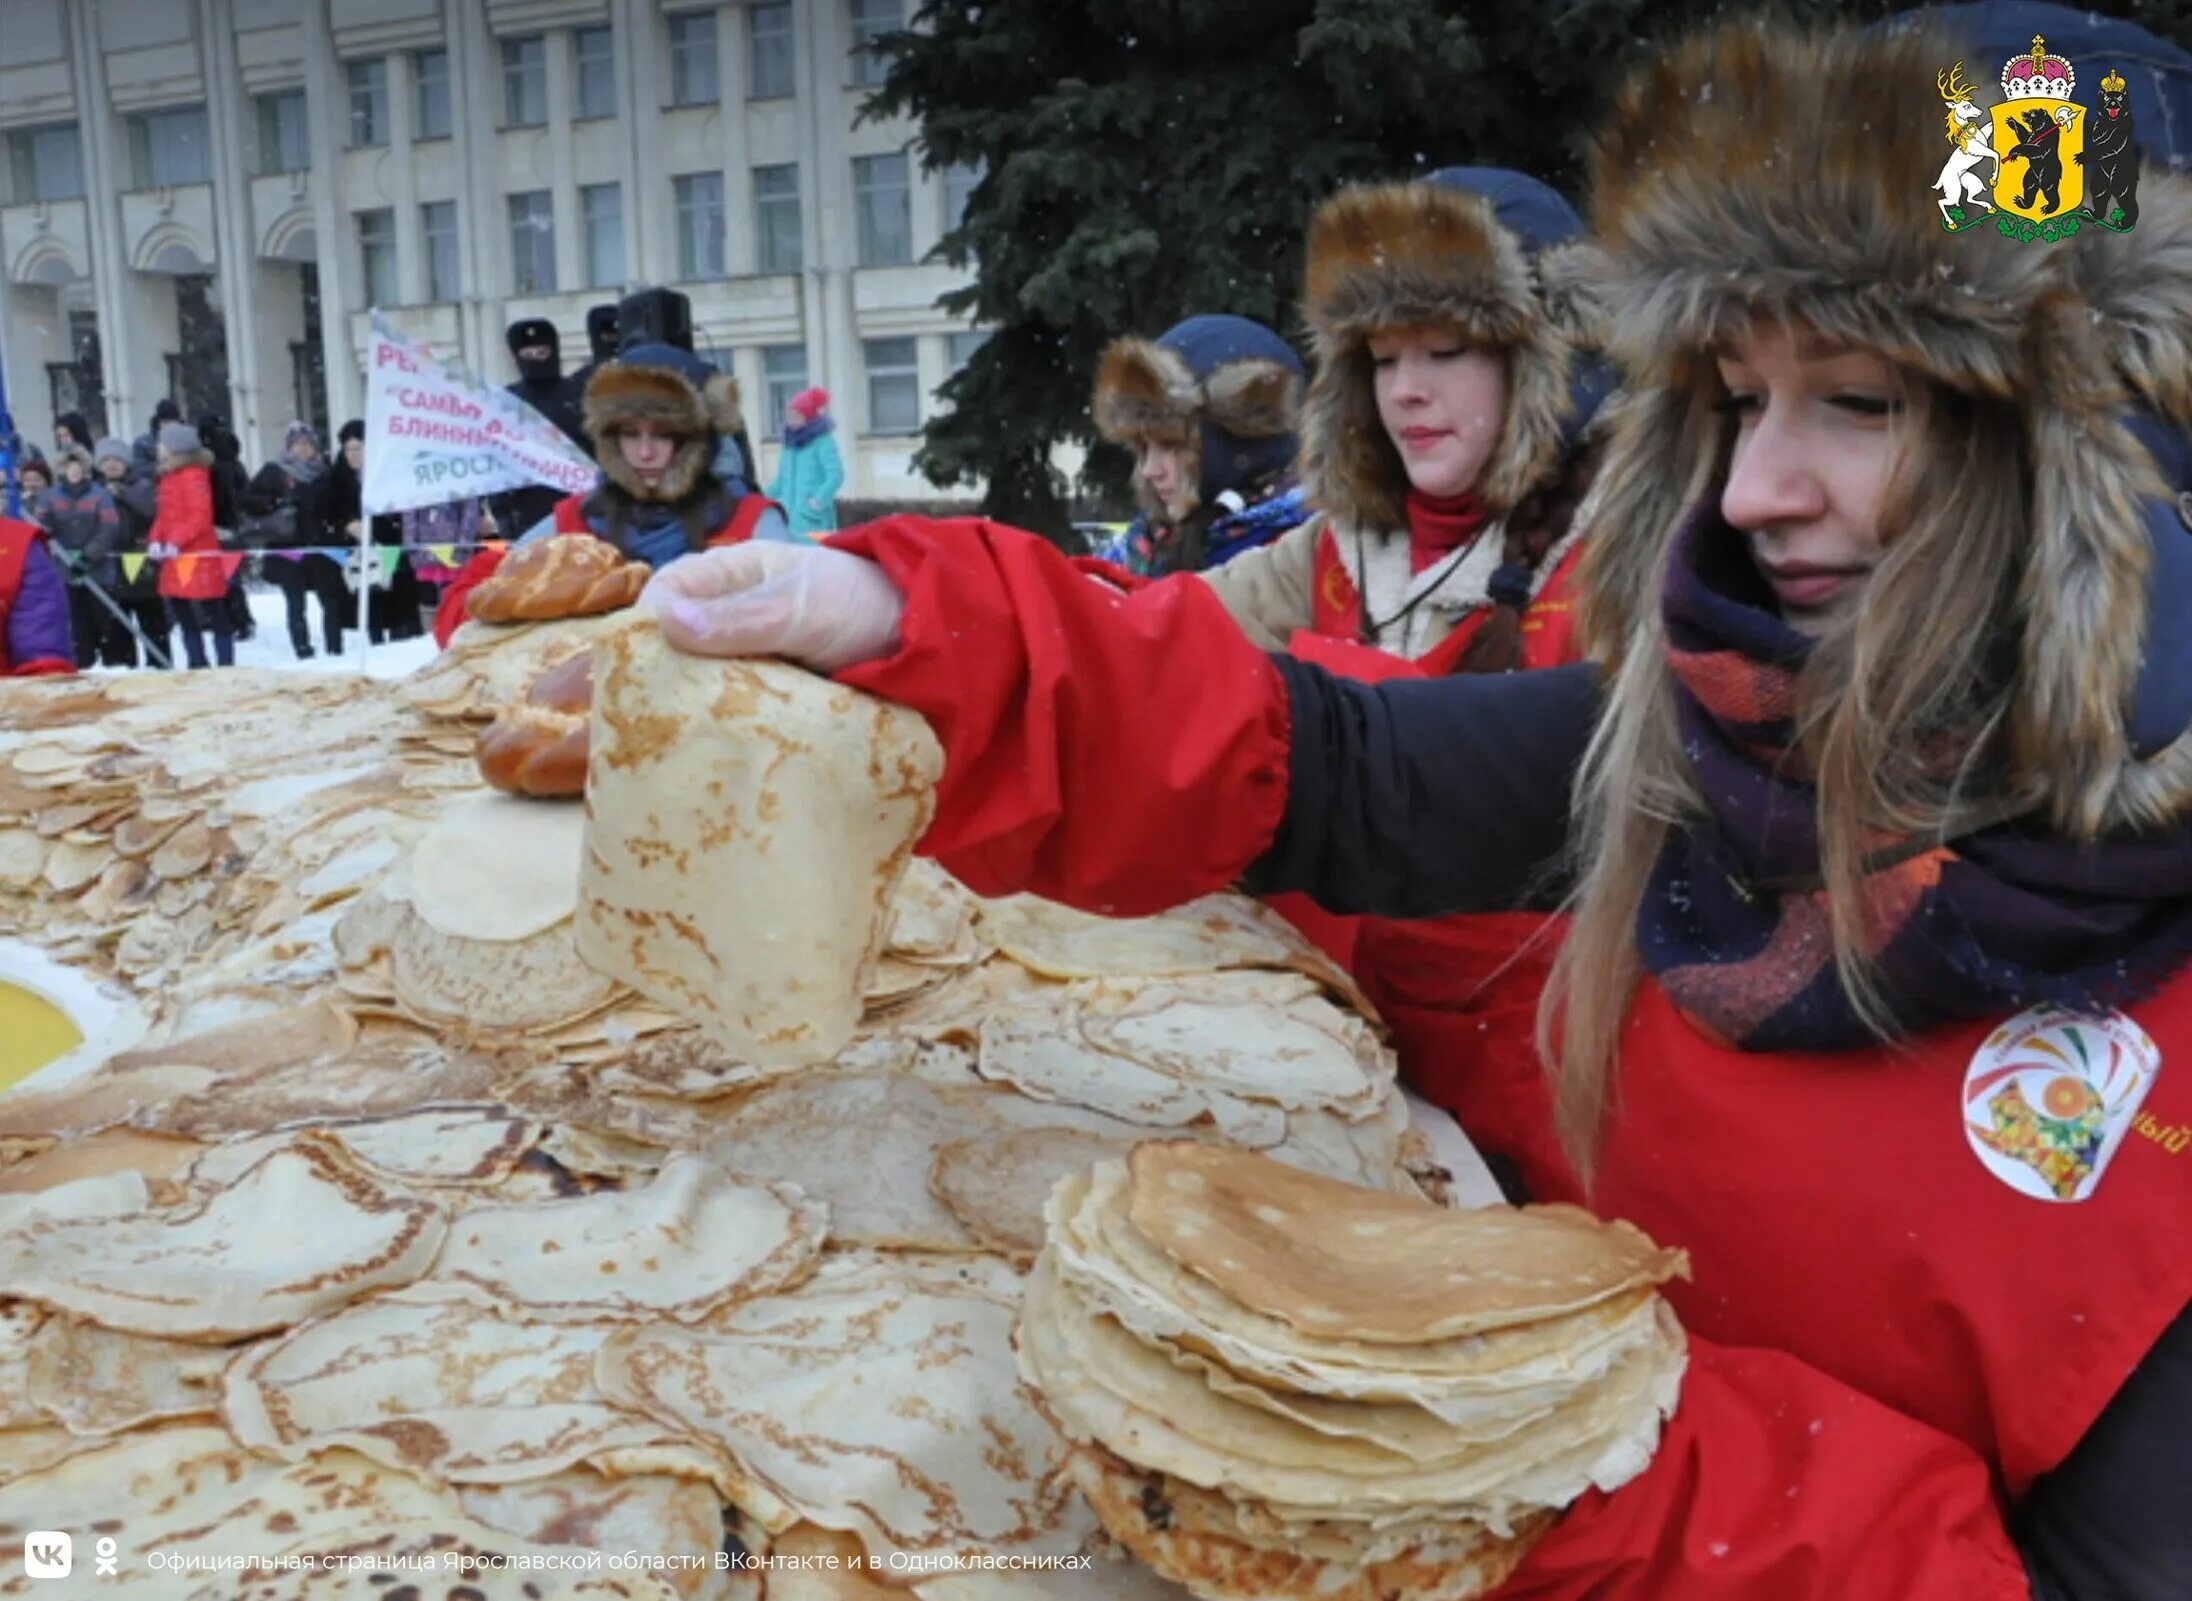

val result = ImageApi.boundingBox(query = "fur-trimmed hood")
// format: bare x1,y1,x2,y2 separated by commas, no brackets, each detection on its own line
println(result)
582,343,742,504
155,446,214,478
1297,168,1604,532
1092,315,1305,516
1568,19,2192,838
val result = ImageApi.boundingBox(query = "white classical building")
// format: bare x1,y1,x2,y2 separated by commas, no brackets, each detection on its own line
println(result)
0,0,988,498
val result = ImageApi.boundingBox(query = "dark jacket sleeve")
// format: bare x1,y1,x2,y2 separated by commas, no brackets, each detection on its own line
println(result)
2020,1297,2192,1601
1244,656,1600,917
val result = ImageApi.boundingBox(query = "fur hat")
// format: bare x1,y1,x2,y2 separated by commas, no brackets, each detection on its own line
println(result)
1093,315,1305,514
1568,19,2192,837
583,343,738,504
1297,170,1592,530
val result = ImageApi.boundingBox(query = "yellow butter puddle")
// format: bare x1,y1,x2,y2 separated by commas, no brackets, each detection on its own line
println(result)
0,978,82,1092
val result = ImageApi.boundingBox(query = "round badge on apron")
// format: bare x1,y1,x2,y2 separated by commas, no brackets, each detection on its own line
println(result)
1963,1004,2161,1202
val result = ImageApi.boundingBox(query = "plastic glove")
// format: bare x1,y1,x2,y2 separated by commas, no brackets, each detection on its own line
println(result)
643,542,905,674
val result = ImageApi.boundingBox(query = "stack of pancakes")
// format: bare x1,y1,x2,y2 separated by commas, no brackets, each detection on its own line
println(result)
1019,1143,1691,1601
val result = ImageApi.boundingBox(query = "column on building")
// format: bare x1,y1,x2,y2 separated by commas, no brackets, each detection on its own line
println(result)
303,0,359,427
197,0,270,459
545,28,581,321
385,50,423,311
450,0,504,378
718,5,756,280
616,0,670,287
69,1,157,444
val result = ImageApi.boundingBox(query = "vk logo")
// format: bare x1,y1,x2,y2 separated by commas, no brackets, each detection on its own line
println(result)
23,1532,71,1578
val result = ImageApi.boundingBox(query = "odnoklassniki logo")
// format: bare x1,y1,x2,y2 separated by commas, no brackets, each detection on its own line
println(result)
1964,1006,2160,1202
1934,34,2141,241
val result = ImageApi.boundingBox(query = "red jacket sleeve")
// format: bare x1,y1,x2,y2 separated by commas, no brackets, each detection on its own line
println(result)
1498,1337,2029,1601
433,547,507,647
829,517,1289,915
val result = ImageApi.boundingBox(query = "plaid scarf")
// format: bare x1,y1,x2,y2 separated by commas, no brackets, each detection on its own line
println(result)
1641,507,2192,1051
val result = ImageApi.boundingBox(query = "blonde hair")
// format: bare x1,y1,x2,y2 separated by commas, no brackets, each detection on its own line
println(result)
1538,343,2033,1183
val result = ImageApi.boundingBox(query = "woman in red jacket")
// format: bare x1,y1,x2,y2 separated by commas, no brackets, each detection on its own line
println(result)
433,344,785,645
643,22,2192,1599
149,422,233,669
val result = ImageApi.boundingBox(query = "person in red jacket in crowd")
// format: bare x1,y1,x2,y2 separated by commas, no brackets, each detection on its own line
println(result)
433,344,785,646
149,422,233,669
0,514,76,678
1210,167,1611,1183
636,22,2192,1600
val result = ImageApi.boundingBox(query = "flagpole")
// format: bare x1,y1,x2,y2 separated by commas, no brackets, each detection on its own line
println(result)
355,515,372,677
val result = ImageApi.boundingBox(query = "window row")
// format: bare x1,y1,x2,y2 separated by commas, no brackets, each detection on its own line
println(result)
1,2,916,201
357,153,971,306
339,0,891,150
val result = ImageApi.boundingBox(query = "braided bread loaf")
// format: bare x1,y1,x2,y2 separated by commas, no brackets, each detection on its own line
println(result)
467,534,650,624
476,649,595,798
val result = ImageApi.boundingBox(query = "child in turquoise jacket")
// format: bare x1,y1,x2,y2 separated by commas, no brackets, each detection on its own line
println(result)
767,387,844,541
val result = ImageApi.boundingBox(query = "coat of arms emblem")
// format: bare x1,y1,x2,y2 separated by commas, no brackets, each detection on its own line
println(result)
1936,35,2140,240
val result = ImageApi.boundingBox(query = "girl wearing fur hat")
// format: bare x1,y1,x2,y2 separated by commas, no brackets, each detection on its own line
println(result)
432,344,785,646
646,18,2192,1595
1198,168,1608,679
1089,314,1312,578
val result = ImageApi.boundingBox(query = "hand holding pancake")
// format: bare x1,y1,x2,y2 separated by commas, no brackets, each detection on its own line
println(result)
644,543,905,672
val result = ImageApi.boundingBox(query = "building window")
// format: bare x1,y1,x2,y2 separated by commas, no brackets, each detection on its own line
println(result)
6,124,85,203
852,152,912,267
250,94,308,175
414,49,453,139
943,160,982,232
357,208,398,307
763,344,807,437
753,163,802,275
947,330,988,374
848,0,902,88
581,183,625,289
864,337,920,433
575,26,617,119
749,3,794,100
346,58,389,147
127,108,211,188
667,11,719,108
508,190,556,294
422,200,459,302
503,36,548,128
673,173,725,281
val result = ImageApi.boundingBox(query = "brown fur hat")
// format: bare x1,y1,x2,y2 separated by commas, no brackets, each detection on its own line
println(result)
1092,337,1302,449
1092,317,1305,518
582,344,721,503
1298,177,1587,530
1567,18,2192,836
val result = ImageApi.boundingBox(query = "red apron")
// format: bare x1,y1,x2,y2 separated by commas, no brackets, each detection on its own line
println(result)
1591,976,2192,1496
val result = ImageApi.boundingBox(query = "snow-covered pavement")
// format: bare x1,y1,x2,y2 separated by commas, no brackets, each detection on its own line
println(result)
93,585,440,681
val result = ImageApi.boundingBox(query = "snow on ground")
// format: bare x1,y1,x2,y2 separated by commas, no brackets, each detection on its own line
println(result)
93,585,440,681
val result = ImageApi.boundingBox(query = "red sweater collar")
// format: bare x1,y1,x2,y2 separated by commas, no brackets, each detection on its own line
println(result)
1404,489,1489,574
